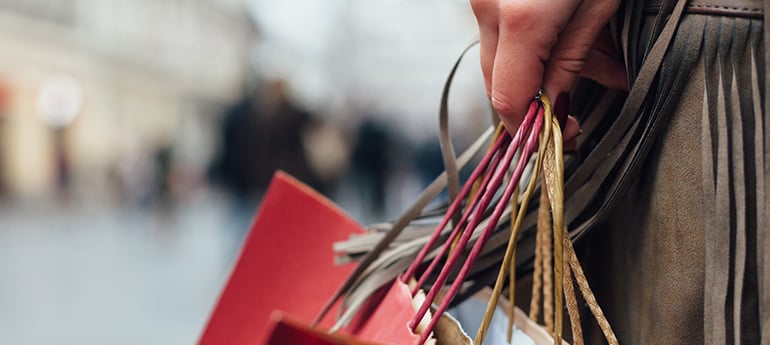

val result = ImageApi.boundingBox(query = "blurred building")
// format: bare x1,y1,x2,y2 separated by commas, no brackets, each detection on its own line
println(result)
0,0,256,199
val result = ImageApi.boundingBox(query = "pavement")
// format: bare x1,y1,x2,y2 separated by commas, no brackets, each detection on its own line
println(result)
0,192,244,345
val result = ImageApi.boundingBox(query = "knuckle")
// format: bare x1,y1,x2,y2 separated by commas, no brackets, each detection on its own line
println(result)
555,58,585,76
594,0,621,20
490,92,518,117
551,44,590,74
498,0,539,29
497,1,554,61
470,0,496,18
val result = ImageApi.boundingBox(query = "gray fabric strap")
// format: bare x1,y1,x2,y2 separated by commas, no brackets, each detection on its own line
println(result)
729,22,749,345
705,20,731,344
315,126,491,325
441,41,480,226
563,0,689,225
314,40,489,325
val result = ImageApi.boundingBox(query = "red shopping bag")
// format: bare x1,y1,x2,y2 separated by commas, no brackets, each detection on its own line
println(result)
264,314,384,345
262,281,421,345
197,172,419,345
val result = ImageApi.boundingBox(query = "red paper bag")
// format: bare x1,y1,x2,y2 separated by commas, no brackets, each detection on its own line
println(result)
197,172,419,345
264,314,383,345
343,278,420,343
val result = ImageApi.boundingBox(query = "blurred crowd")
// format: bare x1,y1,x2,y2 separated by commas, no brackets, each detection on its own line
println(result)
0,0,489,227
111,74,457,230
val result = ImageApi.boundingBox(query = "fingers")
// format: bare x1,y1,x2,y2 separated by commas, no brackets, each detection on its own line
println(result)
541,0,621,98
491,26,544,131
581,26,627,90
581,45,628,90
563,115,581,140
472,0,621,140
564,116,580,152
471,0,499,97
488,0,580,132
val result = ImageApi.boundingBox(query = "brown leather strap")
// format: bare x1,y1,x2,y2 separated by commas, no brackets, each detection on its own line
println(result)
644,0,764,18
762,0,770,343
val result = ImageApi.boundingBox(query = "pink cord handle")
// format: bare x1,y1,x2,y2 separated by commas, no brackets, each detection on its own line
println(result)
401,100,537,284
401,133,508,284
414,105,545,345
409,101,540,334
410,141,505,296
401,101,539,282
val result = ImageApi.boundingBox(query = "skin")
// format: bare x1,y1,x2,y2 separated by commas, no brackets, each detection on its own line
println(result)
470,0,627,144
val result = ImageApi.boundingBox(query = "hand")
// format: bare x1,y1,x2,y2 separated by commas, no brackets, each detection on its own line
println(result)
471,0,625,144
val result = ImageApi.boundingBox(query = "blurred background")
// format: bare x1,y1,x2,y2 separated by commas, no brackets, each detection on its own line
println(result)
0,0,490,343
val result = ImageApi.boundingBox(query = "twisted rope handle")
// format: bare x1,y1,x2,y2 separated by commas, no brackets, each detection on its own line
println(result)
542,94,564,345
529,188,548,322
564,232,618,345
563,238,583,345
477,93,618,345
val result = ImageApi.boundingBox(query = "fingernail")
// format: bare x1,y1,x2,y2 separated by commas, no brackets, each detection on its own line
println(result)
554,92,569,130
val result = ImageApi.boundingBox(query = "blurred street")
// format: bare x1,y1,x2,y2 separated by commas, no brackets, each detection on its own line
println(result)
0,191,241,345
